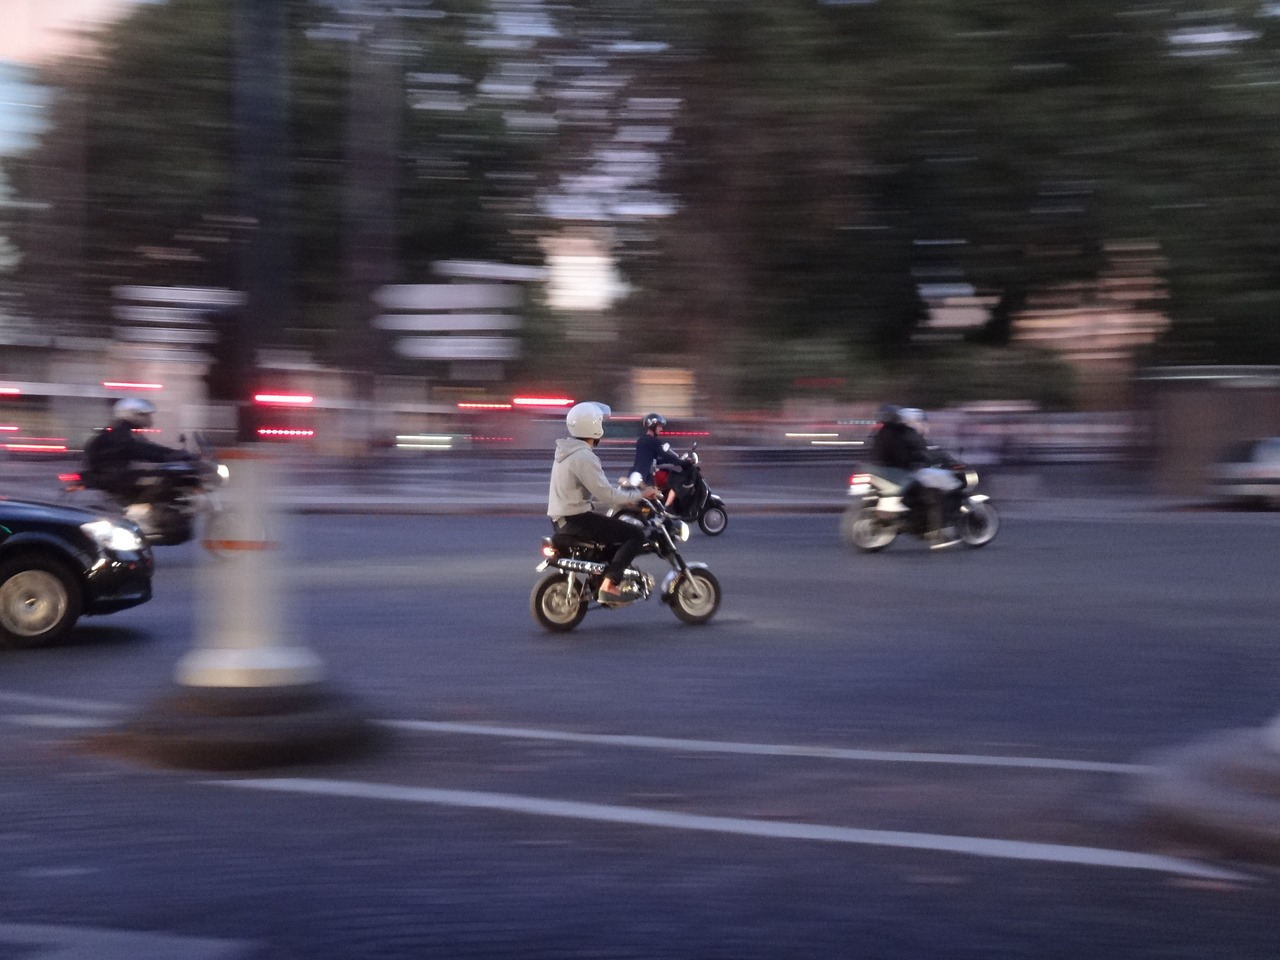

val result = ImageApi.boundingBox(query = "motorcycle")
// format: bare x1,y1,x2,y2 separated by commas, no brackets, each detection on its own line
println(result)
633,444,729,536
531,497,722,632
840,455,1000,552
60,433,229,549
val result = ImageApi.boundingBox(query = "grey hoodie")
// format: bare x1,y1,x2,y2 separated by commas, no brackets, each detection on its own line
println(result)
547,437,643,519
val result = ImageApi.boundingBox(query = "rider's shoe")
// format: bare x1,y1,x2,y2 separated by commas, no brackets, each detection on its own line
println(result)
598,580,642,605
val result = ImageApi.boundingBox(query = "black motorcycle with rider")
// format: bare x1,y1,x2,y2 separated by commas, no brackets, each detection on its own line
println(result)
533,401,722,632
630,412,728,536
72,397,226,547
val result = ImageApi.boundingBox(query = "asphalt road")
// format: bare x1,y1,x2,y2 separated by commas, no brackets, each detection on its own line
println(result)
2,511,1279,959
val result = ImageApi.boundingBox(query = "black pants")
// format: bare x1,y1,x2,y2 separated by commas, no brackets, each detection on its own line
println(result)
557,511,646,582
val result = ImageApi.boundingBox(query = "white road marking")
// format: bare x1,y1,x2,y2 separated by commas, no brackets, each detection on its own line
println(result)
380,720,1151,774
0,923,254,960
3,714,113,729
0,687,1152,774
0,691,127,714
0,687,1148,775
211,777,1248,882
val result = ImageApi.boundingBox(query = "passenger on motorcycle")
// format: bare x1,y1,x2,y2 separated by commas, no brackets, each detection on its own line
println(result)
869,405,961,542
81,398,190,504
550,402,659,605
630,412,691,511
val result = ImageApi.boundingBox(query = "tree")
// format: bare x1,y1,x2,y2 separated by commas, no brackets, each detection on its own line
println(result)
1,0,554,366
618,0,1280,397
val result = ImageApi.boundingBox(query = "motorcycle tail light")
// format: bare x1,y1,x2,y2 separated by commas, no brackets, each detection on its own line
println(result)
848,473,872,494
58,472,82,483
541,544,558,558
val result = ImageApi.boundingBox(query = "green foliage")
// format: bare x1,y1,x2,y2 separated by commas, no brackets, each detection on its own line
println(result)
7,0,1280,395
635,0,1280,374
3,0,551,356
729,334,1074,411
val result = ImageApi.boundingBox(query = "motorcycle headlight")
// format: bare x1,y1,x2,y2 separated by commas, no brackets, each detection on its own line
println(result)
81,519,145,553
217,464,231,481
677,520,690,542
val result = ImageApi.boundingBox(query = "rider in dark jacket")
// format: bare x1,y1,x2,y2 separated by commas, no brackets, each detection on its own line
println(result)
631,413,690,511
870,406,931,476
869,405,962,542
82,398,189,501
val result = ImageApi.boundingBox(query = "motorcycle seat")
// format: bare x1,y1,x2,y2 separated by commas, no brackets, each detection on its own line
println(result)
550,532,608,552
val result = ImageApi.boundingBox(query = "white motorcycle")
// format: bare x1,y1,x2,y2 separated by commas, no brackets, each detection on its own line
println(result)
840,457,1000,552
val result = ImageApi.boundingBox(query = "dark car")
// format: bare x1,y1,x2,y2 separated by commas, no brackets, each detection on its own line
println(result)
0,497,154,648
1209,437,1280,508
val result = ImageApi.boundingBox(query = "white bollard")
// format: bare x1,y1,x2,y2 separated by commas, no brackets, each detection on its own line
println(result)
176,449,326,688
85,444,371,770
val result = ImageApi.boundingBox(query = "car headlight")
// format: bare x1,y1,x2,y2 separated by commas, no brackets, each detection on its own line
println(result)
81,519,145,552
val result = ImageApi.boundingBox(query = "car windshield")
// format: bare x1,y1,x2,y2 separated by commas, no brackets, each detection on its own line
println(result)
1255,438,1280,463
1219,441,1258,463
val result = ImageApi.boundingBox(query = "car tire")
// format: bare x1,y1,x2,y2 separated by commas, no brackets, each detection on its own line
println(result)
0,556,83,649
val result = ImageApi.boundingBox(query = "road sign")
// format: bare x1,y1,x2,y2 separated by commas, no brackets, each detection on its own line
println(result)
394,336,520,360
373,283,523,311
373,313,522,332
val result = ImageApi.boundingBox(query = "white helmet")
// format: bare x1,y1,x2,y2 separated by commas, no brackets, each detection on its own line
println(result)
113,397,157,426
898,407,926,430
565,401,610,440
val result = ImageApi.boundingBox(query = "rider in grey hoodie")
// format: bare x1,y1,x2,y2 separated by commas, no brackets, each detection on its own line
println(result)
549,402,657,604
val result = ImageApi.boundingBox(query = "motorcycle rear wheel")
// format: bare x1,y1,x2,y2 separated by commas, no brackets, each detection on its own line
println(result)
958,500,999,547
842,506,896,552
531,572,588,632
698,503,728,536
669,568,720,625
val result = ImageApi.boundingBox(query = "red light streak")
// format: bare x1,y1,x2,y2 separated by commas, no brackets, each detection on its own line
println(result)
0,387,19,396
254,393,315,405
5,441,68,452
511,396,573,407
0,425,18,432
457,402,513,410
256,428,315,438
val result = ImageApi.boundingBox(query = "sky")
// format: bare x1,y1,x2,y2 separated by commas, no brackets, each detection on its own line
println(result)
0,0,141,155
0,0,138,65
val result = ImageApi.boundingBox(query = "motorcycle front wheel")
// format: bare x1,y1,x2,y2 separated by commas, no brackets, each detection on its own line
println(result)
531,572,588,632
669,568,720,625
841,506,897,552
958,500,1000,547
698,503,728,536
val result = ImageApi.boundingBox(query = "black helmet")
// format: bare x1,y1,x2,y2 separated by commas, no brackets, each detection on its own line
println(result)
877,404,901,425
642,412,667,431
